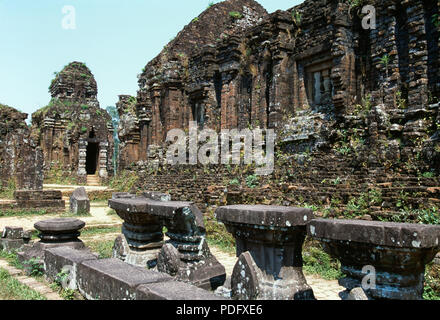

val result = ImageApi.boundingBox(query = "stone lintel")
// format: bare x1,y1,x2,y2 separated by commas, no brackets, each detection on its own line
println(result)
108,197,195,219
308,219,440,249
215,205,314,228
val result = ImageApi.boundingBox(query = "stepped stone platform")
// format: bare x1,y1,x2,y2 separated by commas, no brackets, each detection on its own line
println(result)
0,190,65,211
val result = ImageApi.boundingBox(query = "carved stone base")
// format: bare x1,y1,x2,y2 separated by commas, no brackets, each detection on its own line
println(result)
231,251,314,300
112,234,161,269
157,240,226,291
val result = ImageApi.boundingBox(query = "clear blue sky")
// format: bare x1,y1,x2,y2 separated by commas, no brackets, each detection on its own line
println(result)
0,0,302,121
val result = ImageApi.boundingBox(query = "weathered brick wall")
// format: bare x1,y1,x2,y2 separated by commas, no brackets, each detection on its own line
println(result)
117,0,439,219
0,104,43,191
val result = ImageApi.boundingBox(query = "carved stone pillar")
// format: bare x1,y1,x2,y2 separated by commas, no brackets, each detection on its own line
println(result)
215,205,316,300
308,219,440,300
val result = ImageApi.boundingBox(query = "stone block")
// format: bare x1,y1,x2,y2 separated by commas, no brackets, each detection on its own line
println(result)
70,187,90,215
76,258,172,300
2,226,24,239
136,281,227,300
15,200,66,209
44,247,98,290
14,190,62,201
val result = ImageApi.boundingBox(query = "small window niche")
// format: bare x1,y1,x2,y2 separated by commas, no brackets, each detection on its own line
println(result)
304,59,334,111
192,102,205,129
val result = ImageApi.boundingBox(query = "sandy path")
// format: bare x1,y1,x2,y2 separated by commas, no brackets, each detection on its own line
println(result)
0,201,122,232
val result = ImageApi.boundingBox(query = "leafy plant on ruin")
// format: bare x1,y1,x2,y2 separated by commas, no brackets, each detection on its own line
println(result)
0,179,16,200
204,208,236,254
395,90,407,109
108,170,139,192
245,174,260,188
380,54,391,78
290,9,303,47
229,11,243,19
416,207,440,225
421,171,435,178
207,1,215,9
23,258,44,277
302,240,343,280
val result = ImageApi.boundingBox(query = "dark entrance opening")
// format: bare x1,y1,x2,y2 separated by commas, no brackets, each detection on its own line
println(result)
86,142,99,175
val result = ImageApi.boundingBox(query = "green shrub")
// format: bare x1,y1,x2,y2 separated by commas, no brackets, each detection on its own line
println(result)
229,11,243,19
303,241,343,280
0,179,16,200
245,175,259,188
108,170,139,192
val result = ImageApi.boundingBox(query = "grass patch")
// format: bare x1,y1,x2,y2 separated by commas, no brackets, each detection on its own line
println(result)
0,209,54,218
424,263,440,300
61,210,92,218
204,208,235,255
0,179,16,200
302,239,343,280
81,226,120,237
108,170,139,192
0,267,46,300
83,240,114,259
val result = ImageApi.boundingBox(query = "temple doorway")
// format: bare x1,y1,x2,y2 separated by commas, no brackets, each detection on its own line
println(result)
86,142,99,175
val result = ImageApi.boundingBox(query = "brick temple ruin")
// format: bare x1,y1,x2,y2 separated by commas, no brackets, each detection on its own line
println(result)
31,62,114,185
0,104,43,191
116,0,440,219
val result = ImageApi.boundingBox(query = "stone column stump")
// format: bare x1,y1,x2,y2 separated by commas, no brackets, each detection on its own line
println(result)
17,218,86,265
307,219,440,300
215,205,316,300
154,201,226,291
109,194,226,290
108,194,165,269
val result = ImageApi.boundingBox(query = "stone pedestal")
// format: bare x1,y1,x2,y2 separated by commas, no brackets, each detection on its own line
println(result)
308,219,440,300
108,195,226,290
215,205,316,300
18,218,86,264
158,203,226,290
108,193,165,269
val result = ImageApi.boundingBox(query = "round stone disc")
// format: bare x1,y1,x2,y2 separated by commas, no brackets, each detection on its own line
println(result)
34,218,85,234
